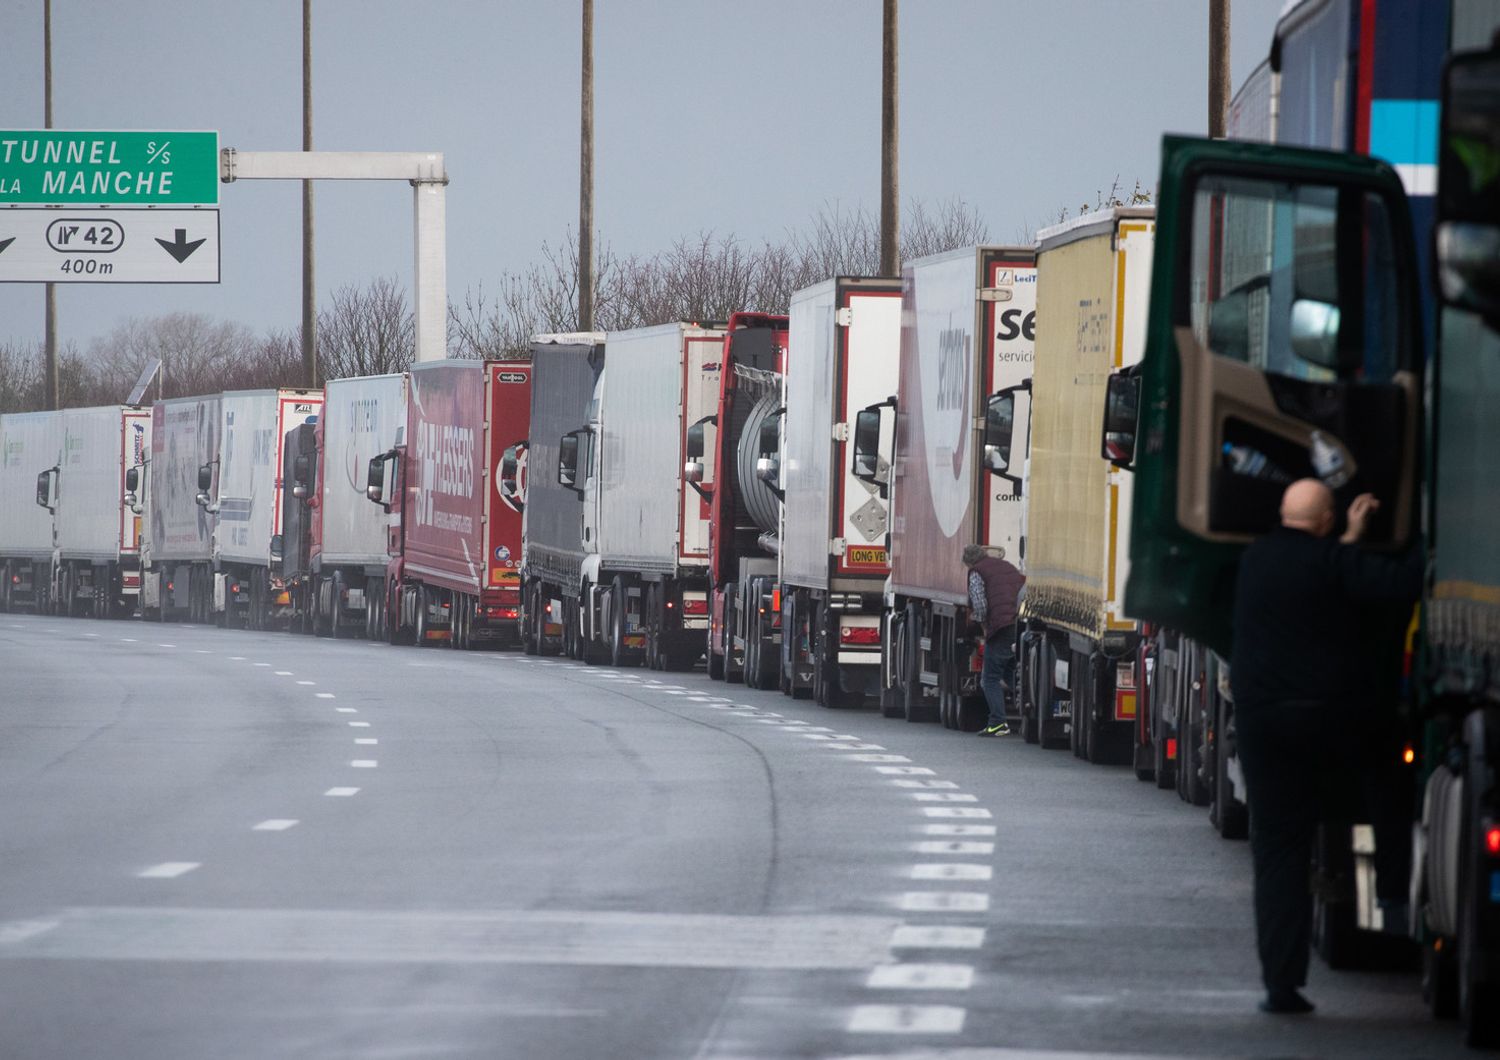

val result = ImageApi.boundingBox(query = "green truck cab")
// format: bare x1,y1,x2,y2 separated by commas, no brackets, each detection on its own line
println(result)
1113,45,1500,1047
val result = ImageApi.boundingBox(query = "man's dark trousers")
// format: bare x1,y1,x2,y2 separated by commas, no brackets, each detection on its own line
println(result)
980,625,1017,726
1236,699,1357,991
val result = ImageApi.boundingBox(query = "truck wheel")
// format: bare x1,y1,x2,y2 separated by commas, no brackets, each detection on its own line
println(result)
386,581,408,646
609,579,628,667
724,586,744,684
879,614,903,718
707,583,727,680
366,579,380,640
902,606,934,723
522,584,539,655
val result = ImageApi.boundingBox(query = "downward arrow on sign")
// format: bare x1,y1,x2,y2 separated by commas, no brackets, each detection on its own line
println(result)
0,237,14,256
155,229,205,263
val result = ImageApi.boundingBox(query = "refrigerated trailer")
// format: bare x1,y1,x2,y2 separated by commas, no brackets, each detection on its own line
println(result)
283,373,406,637
36,405,151,618
540,322,725,670
0,411,64,613
1016,208,1155,764
694,313,789,687
856,246,1037,728
778,277,902,706
366,359,530,649
142,394,222,621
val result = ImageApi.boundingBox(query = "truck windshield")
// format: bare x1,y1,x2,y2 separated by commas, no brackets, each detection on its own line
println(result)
1187,174,1404,383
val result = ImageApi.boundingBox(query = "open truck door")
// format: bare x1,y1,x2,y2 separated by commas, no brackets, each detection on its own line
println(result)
1123,136,1423,653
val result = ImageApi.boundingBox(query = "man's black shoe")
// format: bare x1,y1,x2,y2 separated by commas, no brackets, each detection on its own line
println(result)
1259,988,1315,1015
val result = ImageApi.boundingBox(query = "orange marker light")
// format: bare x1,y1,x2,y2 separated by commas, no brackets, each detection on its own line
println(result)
1403,745,1416,765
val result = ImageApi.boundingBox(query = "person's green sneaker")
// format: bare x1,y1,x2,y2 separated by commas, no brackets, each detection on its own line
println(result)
977,722,1010,737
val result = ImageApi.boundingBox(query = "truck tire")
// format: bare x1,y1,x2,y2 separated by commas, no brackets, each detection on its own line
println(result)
414,584,431,646
1460,711,1500,1048
387,581,412,646
879,612,904,718
608,577,634,668
902,606,934,723
366,578,381,640
707,583,727,680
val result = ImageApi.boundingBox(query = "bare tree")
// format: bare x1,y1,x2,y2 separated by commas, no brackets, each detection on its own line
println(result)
87,313,258,401
316,276,414,379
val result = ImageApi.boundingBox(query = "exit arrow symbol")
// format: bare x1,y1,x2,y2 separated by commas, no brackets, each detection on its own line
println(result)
0,237,14,256
155,228,205,263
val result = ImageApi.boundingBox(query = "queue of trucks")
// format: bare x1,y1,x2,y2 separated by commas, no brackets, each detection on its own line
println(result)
0,0,1495,1048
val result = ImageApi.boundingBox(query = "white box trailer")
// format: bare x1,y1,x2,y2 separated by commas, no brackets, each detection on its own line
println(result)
559,322,723,669
44,405,151,616
282,373,405,636
0,410,64,611
778,276,902,705
208,389,322,628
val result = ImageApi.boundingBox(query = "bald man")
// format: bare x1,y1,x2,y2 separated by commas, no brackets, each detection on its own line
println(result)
1231,479,1421,1015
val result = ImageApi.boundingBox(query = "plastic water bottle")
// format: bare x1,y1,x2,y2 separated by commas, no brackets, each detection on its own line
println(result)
1309,430,1352,489
1222,443,1292,484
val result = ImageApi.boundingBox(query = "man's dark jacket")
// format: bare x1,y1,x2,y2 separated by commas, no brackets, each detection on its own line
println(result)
1230,526,1421,707
972,555,1025,638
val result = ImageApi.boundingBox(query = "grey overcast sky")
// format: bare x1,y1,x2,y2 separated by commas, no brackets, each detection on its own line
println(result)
1,1,1283,352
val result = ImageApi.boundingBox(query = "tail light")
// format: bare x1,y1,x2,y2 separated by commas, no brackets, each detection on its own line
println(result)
1166,737,1178,761
839,626,881,646
1485,824,1500,857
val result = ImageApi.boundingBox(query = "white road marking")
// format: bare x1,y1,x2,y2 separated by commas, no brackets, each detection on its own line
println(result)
661,690,687,695
876,766,935,776
228,656,245,660
865,963,975,989
254,663,270,667
890,925,986,949
324,788,360,797
335,707,357,714
137,862,200,879
921,824,997,837
351,760,378,768
0,908,903,969
120,638,137,643
910,864,993,881
911,793,978,803
348,721,370,728
83,633,99,638
252,820,299,831
296,680,315,685
274,671,293,676
45,629,60,634
891,780,959,789
800,726,836,733
0,919,59,944
157,643,175,648
354,738,378,746
823,743,888,751
195,649,211,654
846,754,912,763
317,693,337,699
914,840,994,856
846,1004,966,1034
922,807,992,819
895,892,991,913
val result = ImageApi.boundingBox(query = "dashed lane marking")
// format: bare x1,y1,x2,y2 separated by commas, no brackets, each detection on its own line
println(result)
348,721,370,728
823,742,888,751
0,909,906,969
909,864,993,882
921,807,991,819
324,788,360,797
921,824,996,837
252,820,299,832
846,1004,966,1034
137,863,200,879
254,663,271,668
865,963,975,990
895,893,991,913
317,693,337,699
914,841,994,856
876,766,935,776
890,925,985,950
891,780,959,790
228,656,245,661
296,680,315,685
157,643,175,648
350,760,378,768
911,793,978,803
274,671,293,676
845,754,912,763
354,739,378,746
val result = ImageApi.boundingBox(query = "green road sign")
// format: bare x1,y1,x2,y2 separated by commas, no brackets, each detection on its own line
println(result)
0,130,219,206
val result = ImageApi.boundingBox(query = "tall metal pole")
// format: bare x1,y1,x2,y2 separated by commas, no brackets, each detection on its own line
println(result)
43,0,58,410
1209,0,1231,138
879,0,899,277
578,0,595,332
301,0,317,387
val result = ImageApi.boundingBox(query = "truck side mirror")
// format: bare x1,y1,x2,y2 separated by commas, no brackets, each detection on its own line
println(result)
985,393,1017,474
35,467,56,511
197,463,213,492
269,534,284,563
365,453,385,504
292,453,312,500
851,407,885,485
1100,370,1141,470
558,431,582,492
125,466,139,493
754,409,784,498
1436,47,1500,330
683,418,712,484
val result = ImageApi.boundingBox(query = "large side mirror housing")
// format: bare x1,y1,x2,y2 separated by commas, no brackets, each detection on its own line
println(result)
1100,370,1141,470
558,431,582,493
269,534,284,564
365,453,386,504
125,466,139,493
851,407,886,486
499,440,527,512
197,463,214,492
35,467,56,511
1436,48,1500,330
292,453,312,500
1288,298,1346,371
1437,222,1500,328
985,394,1017,473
